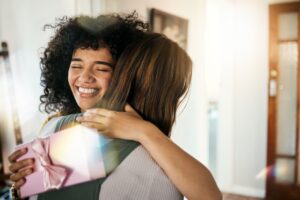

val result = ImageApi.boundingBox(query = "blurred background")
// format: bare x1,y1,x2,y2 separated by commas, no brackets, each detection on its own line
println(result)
0,0,299,199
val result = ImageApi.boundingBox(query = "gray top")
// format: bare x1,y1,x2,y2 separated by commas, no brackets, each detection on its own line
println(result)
100,145,183,200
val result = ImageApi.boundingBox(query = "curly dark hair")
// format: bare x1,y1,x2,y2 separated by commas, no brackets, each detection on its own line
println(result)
39,12,149,115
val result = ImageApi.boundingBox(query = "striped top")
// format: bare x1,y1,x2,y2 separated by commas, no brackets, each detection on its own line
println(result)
99,145,183,200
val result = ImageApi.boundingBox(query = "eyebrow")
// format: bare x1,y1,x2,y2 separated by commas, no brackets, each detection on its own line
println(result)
71,58,114,68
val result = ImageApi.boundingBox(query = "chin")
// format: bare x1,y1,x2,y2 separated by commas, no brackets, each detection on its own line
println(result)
79,103,97,112
75,97,102,111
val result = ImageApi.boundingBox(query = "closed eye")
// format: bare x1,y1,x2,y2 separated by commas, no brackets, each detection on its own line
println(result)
95,66,112,73
71,65,82,69
96,69,111,72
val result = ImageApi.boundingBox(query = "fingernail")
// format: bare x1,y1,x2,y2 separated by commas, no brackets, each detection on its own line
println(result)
83,112,89,116
86,109,94,113
26,169,32,174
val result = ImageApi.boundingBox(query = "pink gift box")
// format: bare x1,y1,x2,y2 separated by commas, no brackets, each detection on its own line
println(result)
15,125,107,198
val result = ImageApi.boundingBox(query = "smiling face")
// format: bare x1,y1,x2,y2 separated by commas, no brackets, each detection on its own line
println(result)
68,48,114,112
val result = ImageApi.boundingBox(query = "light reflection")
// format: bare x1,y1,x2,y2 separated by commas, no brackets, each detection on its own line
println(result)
50,125,107,183
256,165,273,180
256,162,295,185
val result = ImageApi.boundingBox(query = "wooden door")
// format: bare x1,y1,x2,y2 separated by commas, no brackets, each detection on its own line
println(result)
267,2,300,200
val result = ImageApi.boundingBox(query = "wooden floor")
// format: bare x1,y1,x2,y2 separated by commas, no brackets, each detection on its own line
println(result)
223,193,263,200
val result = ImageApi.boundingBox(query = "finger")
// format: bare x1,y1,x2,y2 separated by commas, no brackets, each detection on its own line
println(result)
80,122,106,132
77,113,106,124
9,158,34,173
86,108,112,117
125,104,141,118
14,178,26,189
10,168,33,182
8,148,27,163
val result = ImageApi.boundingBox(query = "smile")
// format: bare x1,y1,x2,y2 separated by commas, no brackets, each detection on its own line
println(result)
76,86,100,97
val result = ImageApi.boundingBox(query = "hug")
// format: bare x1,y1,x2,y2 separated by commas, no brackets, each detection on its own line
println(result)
7,12,221,200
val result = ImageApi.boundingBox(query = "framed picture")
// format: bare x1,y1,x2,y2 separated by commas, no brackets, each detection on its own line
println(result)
150,8,188,50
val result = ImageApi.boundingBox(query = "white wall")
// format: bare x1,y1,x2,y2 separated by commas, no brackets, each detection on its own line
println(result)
205,0,269,197
233,0,268,196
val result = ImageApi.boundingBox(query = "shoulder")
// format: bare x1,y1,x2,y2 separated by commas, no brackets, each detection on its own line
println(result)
41,113,62,128
38,113,64,138
100,145,183,200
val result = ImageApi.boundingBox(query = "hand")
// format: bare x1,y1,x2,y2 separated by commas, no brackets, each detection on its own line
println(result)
8,148,35,189
76,104,155,142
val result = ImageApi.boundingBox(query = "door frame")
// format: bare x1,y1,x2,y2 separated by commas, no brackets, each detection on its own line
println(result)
267,2,300,199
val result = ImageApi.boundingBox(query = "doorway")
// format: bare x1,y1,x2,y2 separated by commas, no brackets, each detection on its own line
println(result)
267,2,300,200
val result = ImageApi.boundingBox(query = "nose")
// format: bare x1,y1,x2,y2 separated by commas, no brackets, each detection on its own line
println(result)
78,69,95,83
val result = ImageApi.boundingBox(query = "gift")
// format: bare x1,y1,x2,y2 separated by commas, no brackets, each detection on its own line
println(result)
15,125,107,198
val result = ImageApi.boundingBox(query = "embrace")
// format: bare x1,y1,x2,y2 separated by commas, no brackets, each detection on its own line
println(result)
7,12,221,200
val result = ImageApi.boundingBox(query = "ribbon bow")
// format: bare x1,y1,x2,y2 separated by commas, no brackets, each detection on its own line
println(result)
31,138,67,190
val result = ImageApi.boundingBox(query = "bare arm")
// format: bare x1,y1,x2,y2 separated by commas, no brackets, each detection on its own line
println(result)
77,105,222,200
137,123,221,200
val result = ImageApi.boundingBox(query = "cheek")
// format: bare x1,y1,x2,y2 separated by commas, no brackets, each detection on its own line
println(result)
100,77,112,92
68,71,76,88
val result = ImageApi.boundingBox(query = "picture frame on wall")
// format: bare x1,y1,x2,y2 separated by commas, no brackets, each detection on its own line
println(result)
150,8,189,50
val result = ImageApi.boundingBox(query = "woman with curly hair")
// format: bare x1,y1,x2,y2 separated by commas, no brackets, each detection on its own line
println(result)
39,13,148,115
7,13,221,200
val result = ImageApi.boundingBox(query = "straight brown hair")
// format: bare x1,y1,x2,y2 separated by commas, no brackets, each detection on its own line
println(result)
98,33,192,136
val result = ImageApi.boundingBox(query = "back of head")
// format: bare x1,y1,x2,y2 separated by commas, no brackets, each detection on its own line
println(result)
99,33,192,136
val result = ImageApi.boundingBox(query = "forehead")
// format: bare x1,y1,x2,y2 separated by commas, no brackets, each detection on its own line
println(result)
72,48,113,62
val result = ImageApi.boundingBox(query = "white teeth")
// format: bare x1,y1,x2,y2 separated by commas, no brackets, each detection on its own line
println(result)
78,87,98,94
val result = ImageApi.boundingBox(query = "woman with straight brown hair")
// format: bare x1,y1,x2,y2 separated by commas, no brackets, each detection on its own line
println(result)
77,33,222,200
